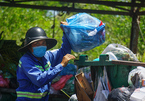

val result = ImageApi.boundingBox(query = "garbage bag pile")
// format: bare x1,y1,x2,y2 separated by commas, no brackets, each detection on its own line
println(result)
50,63,77,96
61,13,105,52
107,66,145,101
93,44,145,101
50,64,93,101
127,66,145,101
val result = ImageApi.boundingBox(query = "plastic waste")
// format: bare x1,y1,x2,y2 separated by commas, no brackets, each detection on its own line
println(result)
77,66,92,83
59,64,77,76
101,44,138,61
62,76,75,95
51,74,73,90
130,87,145,101
108,87,135,101
128,66,145,88
68,94,78,101
61,13,105,52
49,86,60,94
0,71,9,88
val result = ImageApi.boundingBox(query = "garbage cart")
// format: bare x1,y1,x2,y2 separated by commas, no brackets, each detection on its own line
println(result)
74,54,145,90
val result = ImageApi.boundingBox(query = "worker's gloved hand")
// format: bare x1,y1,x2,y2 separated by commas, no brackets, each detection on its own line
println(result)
60,21,68,32
60,21,68,25
61,54,75,67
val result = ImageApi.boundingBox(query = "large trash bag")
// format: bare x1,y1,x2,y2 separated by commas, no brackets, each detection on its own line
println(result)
107,87,135,101
61,13,105,52
101,44,138,61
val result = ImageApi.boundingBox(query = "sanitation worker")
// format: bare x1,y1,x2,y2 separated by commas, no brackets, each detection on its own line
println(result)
16,22,75,101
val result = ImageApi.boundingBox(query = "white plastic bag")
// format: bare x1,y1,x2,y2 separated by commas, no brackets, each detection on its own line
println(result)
68,94,78,101
128,66,145,87
93,67,110,101
130,87,145,101
93,78,107,101
101,44,138,61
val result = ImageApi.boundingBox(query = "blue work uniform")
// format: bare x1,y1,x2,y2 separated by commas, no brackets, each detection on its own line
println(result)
16,35,71,101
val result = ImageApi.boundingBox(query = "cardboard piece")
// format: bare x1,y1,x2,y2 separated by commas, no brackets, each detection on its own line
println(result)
75,72,94,101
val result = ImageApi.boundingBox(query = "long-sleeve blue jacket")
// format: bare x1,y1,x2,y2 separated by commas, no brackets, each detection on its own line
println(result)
16,34,71,101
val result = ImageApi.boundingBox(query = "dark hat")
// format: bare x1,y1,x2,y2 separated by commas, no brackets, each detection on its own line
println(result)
18,27,57,52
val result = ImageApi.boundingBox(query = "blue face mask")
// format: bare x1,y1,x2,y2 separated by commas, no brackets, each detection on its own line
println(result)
32,46,47,57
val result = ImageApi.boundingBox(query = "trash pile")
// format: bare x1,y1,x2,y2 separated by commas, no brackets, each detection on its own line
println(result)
107,65,145,101
50,64,93,101
93,44,145,101
49,43,145,101
50,63,77,96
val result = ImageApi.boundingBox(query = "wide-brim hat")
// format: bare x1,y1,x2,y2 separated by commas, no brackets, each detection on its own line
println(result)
18,27,57,52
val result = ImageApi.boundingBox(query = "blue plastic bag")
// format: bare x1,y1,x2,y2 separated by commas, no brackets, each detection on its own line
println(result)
59,64,77,76
61,13,105,52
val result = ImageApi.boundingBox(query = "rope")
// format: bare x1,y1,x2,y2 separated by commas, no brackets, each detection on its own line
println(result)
60,89,70,98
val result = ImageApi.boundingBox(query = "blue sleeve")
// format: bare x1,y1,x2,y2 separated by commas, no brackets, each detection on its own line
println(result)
59,33,72,54
21,58,63,87
45,33,72,66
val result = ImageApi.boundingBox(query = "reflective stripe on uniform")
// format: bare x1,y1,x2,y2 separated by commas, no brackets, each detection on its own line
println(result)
17,91,48,99
45,61,51,71
35,65,44,71
18,60,22,68
35,61,51,71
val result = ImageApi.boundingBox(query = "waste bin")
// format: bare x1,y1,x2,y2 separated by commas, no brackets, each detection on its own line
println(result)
74,54,145,90
106,65,136,88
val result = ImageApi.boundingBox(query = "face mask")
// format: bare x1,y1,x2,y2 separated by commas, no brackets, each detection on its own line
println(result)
32,46,47,57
